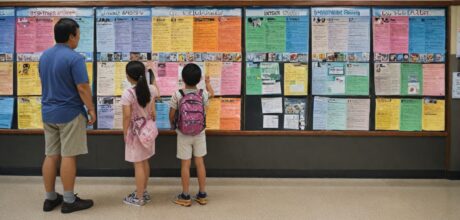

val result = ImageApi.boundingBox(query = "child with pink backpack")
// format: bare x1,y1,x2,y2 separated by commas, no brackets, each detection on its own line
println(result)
169,63,214,207
120,61,159,206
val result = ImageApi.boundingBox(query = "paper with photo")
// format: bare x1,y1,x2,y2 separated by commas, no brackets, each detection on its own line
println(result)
97,97,115,129
0,62,13,95
284,63,308,96
400,99,422,131
261,97,282,114
155,98,171,129
284,97,306,130
18,96,43,129
17,62,41,95
375,98,400,130
155,62,179,96
346,99,370,130
0,97,14,128
312,17,329,53
401,63,422,95
97,62,115,96
422,99,445,131
263,115,279,129
246,17,267,52
261,62,281,95
374,63,400,95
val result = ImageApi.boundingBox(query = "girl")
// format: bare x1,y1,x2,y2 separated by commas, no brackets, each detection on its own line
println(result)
120,61,158,206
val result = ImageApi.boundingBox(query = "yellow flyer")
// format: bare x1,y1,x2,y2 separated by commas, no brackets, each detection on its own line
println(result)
86,62,93,88
18,96,43,129
0,62,13,95
422,99,445,131
171,16,193,52
375,98,401,130
152,17,172,52
114,62,129,96
284,63,308,96
220,98,241,130
17,62,41,95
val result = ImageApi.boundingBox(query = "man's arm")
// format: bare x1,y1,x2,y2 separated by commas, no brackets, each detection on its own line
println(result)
77,83,96,125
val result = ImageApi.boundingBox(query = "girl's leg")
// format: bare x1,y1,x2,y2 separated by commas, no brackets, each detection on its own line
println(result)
133,161,145,199
181,159,192,194
143,160,150,191
194,157,206,193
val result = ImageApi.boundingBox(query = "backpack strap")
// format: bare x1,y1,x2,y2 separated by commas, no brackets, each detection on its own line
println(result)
198,89,203,97
128,88,151,119
179,89,185,97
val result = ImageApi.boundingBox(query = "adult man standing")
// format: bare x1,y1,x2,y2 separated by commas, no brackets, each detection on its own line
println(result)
39,18,95,214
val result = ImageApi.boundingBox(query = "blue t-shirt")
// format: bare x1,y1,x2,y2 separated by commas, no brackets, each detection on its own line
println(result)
39,44,89,124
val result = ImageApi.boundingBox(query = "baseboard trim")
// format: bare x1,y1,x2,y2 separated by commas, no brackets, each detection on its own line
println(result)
0,167,450,179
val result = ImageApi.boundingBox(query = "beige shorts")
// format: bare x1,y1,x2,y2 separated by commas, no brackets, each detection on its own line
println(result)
44,114,88,157
176,130,207,160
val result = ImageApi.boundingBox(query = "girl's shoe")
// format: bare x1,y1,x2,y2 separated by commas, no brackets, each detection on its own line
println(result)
123,192,146,206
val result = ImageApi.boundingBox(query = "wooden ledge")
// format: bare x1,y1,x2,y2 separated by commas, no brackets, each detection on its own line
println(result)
0,0,454,7
0,129,448,137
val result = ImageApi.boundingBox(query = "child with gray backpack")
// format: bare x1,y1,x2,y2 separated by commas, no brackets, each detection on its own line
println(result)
169,63,214,207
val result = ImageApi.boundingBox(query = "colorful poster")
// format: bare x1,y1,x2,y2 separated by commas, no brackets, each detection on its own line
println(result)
220,98,241,130
0,8,15,54
400,99,422,131
16,8,94,54
375,98,401,130
374,63,401,95
218,16,241,52
246,63,262,95
312,62,368,95
17,62,41,95
155,98,171,129
346,99,370,131
422,64,445,96
0,62,13,95
0,97,14,128
154,62,179,96
221,62,241,95
97,62,115,96
400,63,423,95
422,98,445,131
284,97,306,130
373,8,446,63
313,96,328,130
193,17,219,52
326,98,347,130
312,7,370,61
97,96,122,129
17,96,43,129
245,8,309,55
284,63,308,96
96,7,152,53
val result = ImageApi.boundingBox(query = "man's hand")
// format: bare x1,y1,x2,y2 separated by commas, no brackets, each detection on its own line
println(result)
87,109,96,126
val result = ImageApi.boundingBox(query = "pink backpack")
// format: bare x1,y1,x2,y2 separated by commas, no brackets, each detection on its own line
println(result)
129,89,158,148
176,89,205,136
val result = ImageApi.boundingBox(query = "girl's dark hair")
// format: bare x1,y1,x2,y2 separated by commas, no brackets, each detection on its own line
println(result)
126,61,151,108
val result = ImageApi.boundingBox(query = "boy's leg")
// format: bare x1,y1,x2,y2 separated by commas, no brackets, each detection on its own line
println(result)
181,159,192,194
134,161,146,199
194,156,206,193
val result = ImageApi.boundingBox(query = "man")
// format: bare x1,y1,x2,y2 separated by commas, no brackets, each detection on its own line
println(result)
39,18,96,214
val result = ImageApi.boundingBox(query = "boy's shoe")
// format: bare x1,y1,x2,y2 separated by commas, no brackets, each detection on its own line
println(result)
61,194,94,214
173,193,192,207
123,192,146,207
143,191,151,203
43,193,63,212
194,192,208,205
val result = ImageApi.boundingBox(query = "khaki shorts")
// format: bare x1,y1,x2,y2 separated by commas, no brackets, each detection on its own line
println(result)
176,130,207,160
44,114,88,157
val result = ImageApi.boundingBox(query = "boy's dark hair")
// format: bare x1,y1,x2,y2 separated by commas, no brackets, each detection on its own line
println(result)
126,61,151,108
54,18,80,43
181,63,201,86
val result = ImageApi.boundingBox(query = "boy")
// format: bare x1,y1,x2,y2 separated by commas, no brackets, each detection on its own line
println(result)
169,63,214,207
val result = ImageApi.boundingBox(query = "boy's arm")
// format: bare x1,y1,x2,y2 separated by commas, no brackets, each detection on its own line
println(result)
169,107,176,129
205,76,214,98
122,105,132,138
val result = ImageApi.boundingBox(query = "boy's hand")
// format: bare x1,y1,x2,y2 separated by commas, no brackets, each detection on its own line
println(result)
205,76,211,85
87,109,96,125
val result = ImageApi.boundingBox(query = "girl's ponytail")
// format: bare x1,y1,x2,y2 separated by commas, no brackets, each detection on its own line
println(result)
126,61,151,108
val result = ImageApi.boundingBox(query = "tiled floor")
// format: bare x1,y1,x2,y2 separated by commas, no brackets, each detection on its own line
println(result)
0,176,459,220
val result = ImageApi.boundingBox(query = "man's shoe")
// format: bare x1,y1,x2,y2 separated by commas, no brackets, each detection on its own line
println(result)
43,193,63,212
173,193,192,207
61,194,94,214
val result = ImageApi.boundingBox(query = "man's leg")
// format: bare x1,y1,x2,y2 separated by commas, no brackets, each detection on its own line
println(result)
60,156,76,194
42,155,61,194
